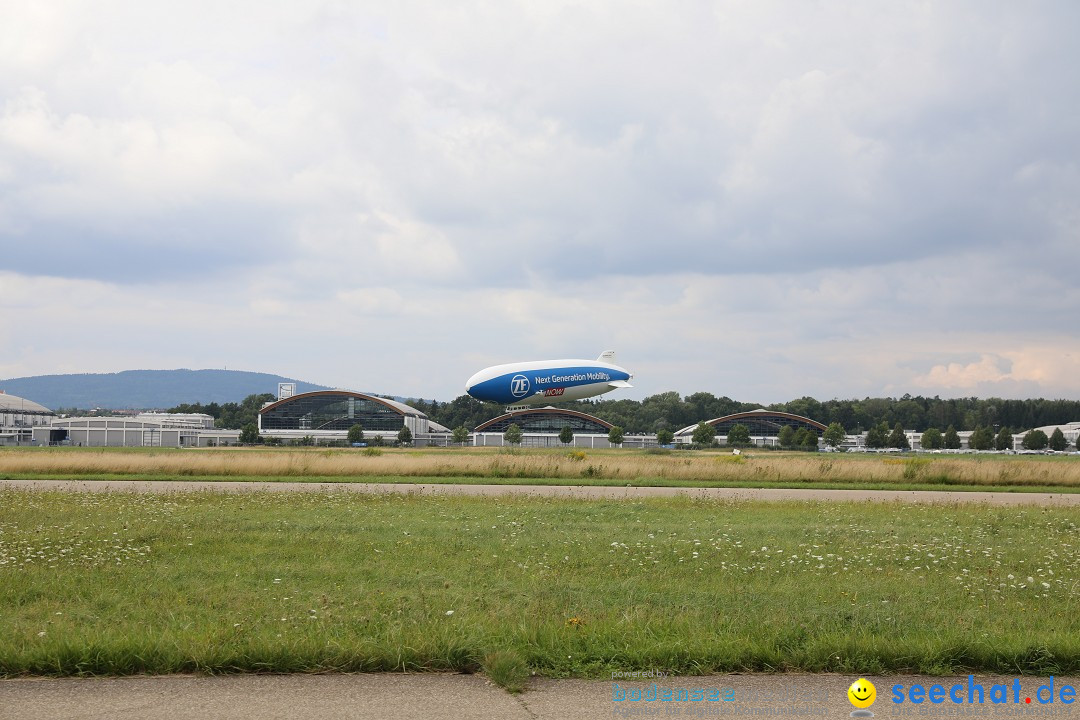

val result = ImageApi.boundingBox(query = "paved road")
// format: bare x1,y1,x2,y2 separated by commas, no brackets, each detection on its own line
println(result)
3,673,1078,719
3,478,1079,505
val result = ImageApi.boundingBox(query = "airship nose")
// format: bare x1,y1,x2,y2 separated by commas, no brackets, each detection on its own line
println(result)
465,370,484,394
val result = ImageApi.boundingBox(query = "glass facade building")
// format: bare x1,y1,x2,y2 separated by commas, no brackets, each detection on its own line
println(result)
260,391,423,432
475,408,613,434
677,410,826,438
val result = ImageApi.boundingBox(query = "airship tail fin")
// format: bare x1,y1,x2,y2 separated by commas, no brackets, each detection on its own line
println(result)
597,350,617,363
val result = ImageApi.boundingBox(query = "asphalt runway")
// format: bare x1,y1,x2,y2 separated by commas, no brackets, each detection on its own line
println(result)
3,673,1078,719
2,478,1080,505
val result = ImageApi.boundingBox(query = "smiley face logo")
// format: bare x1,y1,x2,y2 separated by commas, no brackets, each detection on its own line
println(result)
848,678,876,709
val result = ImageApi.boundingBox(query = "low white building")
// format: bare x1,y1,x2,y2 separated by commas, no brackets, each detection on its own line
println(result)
1014,422,1080,449
35,416,240,447
134,412,216,429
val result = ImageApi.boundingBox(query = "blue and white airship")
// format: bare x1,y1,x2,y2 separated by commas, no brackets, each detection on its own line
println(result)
466,351,634,407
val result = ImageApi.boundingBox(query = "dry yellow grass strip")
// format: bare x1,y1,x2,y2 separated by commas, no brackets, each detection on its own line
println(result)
1,448,1078,487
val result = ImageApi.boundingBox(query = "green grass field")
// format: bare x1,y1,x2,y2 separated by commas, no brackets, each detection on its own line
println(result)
6,472,1080,495
2,489,1078,686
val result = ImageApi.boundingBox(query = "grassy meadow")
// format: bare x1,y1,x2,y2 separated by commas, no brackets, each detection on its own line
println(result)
2,489,1079,685
1,446,1080,492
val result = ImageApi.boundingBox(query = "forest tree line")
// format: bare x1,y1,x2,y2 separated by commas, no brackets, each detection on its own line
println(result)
409,392,1080,436
163,391,1080,435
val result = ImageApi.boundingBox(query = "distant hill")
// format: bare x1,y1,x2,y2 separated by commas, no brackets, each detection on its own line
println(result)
0,370,331,410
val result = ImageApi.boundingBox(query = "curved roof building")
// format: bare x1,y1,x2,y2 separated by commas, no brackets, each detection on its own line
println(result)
259,390,442,436
475,407,614,434
0,392,55,425
0,391,57,445
675,409,826,438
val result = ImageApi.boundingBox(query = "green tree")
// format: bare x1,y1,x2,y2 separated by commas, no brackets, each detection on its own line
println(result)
793,427,811,447
397,426,413,446
691,422,716,446
1022,429,1048,450
558,426,574,445
218,393,276,429
452,425,470,445
238,423,261,444
607,425,625,446
887,423,910,450
920,427,943,450
430,395,503,435
656,428,675,446
166,392,277,430
969,426,994,451
864,422,888,449
822,422,846,448
1048,427,1067,451
421,392,1080,436
726,423,751,446
943,425,961,450
995,427,1014,451
503,423,523,445
801,429,820,449
778,425,796,448
368,434,384,447
347,423,364,445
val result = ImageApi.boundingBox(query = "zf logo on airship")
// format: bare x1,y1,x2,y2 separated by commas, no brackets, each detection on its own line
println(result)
510,375,531,398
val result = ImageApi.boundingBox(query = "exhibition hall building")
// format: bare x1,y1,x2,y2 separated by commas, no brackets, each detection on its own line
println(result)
2,384,1077,452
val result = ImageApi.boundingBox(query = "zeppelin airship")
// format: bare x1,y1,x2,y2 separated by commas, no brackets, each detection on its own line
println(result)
466,351,634,407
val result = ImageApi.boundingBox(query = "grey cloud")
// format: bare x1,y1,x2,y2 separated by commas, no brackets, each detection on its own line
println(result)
5,1,1076,288
0,205,293,283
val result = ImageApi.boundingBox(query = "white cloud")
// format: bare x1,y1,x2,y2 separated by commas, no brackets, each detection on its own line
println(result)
914,355,1012,389
913,350,1080,397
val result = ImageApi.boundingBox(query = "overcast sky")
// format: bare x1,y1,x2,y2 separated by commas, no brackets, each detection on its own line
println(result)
2,1,1078,404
